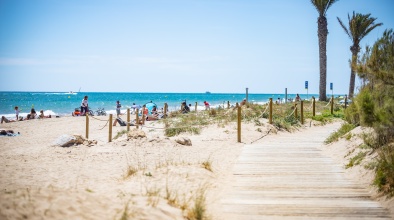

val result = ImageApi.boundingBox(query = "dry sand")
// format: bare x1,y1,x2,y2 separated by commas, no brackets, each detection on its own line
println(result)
0,115,392,219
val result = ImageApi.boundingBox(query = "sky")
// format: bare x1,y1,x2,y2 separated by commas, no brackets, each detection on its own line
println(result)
0,0,393,94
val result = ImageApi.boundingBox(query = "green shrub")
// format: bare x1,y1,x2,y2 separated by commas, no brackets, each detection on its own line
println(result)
345,103,360,125
373,145,394,196
357,89,376,126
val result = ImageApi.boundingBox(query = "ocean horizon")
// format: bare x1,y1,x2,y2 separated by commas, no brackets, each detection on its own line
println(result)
0,91,323,118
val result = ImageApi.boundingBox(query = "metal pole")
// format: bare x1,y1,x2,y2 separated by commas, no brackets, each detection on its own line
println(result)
246,88,249,103
195,102,197,113
285,88,288,104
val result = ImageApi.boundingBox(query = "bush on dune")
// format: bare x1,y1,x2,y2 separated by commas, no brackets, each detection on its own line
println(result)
344,29,394,195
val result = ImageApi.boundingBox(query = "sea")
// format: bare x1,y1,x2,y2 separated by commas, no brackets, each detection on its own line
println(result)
0,91,317,118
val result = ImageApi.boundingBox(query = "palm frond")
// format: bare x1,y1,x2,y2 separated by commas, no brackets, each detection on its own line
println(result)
338,11,382,44
311,0,338,16
337,17,352,40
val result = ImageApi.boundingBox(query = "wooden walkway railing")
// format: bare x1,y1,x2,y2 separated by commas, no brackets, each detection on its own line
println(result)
221,122,392,219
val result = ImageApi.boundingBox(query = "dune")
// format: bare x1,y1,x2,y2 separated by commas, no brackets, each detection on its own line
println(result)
0,115,392,219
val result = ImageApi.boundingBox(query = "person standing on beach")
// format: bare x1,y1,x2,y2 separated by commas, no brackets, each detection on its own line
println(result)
203,101,210,110
15,106,19,120
295,94,301,102
116,100,122,117
131,103,140,114
81,96,88,116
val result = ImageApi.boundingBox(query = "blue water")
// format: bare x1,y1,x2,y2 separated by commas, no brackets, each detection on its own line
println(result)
0,91,317,118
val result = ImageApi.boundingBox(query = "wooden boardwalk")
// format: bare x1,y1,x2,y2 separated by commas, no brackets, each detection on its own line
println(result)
222,123,392,219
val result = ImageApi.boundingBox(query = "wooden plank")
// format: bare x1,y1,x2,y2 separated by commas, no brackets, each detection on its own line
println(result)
221,123,392,219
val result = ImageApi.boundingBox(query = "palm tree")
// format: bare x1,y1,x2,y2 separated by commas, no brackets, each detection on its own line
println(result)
311,0,338,102
337,11,382,98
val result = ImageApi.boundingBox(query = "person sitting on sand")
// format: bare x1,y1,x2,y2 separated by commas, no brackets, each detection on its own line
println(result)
39,110,51,119
295,94,301,102
142,105,148,115
151,106,158,115
72,108,81,116
148,115,159,121
233,99,247,110
26,108,37,120
180,101,190,114
240,98,247,107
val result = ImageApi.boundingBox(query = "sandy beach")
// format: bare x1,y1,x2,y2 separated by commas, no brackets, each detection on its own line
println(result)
1,114,393,219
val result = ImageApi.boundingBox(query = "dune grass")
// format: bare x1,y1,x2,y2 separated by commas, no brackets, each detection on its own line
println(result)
161,101,345,136
324,123,356,144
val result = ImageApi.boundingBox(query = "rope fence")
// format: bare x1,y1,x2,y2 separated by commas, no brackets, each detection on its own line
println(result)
83,96,341,143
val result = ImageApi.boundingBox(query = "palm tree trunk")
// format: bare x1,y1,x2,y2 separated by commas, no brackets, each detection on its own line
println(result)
349,45,359,98
318,16,328,101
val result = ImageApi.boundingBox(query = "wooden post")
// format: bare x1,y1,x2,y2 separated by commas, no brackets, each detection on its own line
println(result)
195,102,197,112
331,96,334,114
345,95,348,109
269,98,273,124
109,114,113,142
164,103,167,119
85,114,89,139
312,97,316,117
136,110,139,129
227,101,230,109
142,106,146,125
127,108,130,131
237,103,241,143
301,101,304,124
295,103,298,118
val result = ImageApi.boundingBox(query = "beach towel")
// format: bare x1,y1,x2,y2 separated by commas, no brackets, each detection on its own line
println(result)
0,130,20,136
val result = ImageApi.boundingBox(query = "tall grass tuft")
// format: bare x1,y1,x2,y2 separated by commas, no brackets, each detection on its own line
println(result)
187,188,208,220
346,151,367,168
324,123,356,144
114,130,128,140
124,165,138,179
201,159,212,172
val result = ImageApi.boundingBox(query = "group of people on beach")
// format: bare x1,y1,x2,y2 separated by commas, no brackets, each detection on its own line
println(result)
275,94,301,105
1,106,51,124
